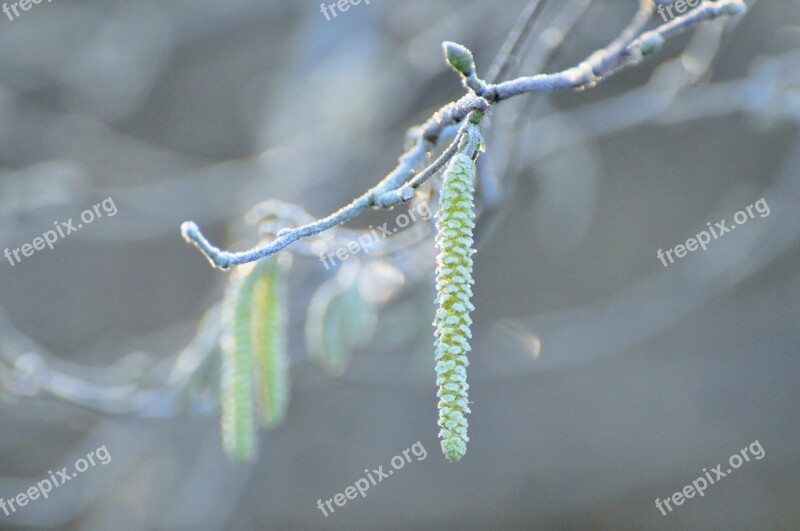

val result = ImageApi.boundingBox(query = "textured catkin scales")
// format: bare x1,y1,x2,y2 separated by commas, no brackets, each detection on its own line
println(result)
220,267,258,463
434,151,476,462
250,257,289,427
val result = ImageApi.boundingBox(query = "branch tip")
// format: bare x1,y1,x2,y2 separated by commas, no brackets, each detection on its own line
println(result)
181,221,233,270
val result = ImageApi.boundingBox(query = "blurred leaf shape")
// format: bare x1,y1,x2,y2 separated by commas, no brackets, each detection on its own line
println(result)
305,261,377,376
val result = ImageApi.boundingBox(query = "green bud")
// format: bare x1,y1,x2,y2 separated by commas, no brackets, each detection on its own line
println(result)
443,41,475,76
639,33,665,57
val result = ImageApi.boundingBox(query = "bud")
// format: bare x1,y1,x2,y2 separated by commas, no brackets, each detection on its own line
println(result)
443,41,475,76
639,33,664,57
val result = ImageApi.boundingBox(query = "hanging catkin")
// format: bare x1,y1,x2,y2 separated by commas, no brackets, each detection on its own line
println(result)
220,266,259,463
219,256,290,462
250,257,289,427
434,144,477,462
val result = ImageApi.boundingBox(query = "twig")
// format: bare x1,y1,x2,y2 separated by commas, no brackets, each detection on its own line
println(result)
486,0,551,84
374,120,472,207
490,0,745,100
182,0,746,270
181,95,490,269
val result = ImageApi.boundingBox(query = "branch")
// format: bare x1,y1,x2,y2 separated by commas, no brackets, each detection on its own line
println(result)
181,0,746,270
489,0,745,100
181,95,490,269
374,119,472,207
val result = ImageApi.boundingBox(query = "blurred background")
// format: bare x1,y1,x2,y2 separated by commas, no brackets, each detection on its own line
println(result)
1,0,799,529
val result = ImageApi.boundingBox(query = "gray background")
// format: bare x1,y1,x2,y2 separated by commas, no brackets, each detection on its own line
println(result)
0,0,798,529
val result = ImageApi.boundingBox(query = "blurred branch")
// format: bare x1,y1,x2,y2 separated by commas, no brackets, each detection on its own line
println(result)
0,305,219,417
478,0,597,242
485,0,551,84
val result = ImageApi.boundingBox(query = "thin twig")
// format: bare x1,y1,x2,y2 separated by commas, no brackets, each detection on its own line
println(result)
491,0,743,100
374,120,472,207
182,95,490,269
486,0,551,84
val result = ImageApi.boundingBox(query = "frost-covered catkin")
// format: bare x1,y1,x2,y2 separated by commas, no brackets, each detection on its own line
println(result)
219,256,290,462
250,257,289,427
220,267,259,463
434,148,477,462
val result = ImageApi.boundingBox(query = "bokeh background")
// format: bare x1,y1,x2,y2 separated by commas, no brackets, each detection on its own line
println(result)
1,0,799,529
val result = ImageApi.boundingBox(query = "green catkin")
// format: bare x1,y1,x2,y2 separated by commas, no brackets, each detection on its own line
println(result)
220,266,259,464
434,147,477,462
250,257,289,428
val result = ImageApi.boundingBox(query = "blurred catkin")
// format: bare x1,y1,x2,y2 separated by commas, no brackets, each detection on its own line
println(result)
220,256,290,462
220,267,259,463
251,257,289,427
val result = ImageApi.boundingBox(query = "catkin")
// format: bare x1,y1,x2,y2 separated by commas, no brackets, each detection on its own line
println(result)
250,257,289,427
434,151,476,462
220,267,259,463
219,256,290,462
